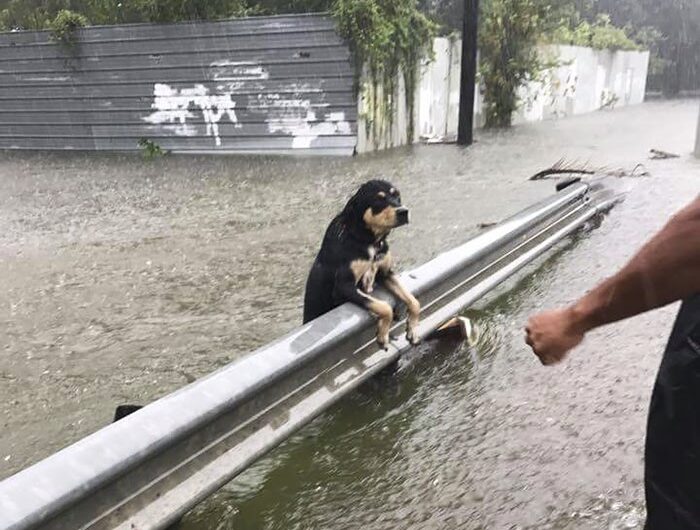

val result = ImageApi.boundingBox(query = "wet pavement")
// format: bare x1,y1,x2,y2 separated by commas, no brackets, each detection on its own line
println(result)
1,100,699,529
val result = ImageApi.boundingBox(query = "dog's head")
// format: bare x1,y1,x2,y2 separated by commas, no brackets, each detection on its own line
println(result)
344,180,409,239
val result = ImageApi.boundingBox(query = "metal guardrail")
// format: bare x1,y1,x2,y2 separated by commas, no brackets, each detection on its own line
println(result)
0,179,622,530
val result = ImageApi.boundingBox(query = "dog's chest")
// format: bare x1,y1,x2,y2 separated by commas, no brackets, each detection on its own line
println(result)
351,245,391,293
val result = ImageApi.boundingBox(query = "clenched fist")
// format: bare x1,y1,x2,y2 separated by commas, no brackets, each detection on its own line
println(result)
525,307,586,365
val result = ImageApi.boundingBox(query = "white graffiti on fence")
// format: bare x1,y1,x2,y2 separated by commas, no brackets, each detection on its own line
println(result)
142,83,239,146
142,61,352,149
268,109,352,149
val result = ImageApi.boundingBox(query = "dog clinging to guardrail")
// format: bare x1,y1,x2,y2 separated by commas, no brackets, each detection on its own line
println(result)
303,179,421,349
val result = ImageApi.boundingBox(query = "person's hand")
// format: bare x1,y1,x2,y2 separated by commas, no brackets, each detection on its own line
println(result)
525,308,586,365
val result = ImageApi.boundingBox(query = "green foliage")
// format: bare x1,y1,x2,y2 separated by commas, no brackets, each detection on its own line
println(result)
0,0,261,30
573,0,700,95
478,1,640,129
138,138,168,159
422,0,700,95
49,9,88,49
333,0,436,142
125,0,258,24
547,14,639,50
254,0,333,13
1,0,64,31
478,0,547,128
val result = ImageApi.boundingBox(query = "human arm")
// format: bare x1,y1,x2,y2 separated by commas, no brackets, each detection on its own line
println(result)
526,196,700,365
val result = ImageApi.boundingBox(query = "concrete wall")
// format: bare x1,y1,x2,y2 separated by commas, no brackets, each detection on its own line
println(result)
415,37,463,143
355,66,414,153
514,45,650,126
357,38,650,151
357,37,464,151
0,19,650,156
0,14,356,155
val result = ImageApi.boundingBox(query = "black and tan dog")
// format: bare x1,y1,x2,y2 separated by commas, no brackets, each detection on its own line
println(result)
303,179,420,348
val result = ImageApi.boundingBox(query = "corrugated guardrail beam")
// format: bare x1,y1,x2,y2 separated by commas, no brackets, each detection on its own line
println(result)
0,179,623,530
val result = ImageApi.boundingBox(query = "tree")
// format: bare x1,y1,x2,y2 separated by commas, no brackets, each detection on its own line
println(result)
576,0,700,95
420,0,700,95
0,0,72,30
478,0,551,128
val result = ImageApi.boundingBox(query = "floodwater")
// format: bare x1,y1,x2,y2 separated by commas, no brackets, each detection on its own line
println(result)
0,100,698,529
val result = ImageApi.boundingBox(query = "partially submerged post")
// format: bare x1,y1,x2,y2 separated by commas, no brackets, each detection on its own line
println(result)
457,0,479,146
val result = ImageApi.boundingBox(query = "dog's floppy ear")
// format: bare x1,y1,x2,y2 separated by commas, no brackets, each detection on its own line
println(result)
343,180,385,219
342,187,363,217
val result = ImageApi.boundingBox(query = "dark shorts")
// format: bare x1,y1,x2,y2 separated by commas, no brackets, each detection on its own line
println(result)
645,320,700,529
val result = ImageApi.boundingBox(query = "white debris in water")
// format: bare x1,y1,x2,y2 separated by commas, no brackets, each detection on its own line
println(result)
622,512,641,528
3,455,10,462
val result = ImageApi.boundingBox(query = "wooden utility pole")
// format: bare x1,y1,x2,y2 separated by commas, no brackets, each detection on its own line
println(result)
457,0,479,146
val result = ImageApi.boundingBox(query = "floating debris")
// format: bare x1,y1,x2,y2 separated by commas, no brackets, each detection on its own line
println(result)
650,148,680,160
529,158,597,180
530,158,651,181
605,163,651,178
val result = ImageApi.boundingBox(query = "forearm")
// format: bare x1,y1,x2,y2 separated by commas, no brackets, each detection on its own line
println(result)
570,197,700,333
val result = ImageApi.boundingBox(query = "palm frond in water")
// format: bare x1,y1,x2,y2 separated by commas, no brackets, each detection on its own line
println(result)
529,158,598,180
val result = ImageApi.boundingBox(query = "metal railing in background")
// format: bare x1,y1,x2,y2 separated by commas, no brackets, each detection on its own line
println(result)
0,178,623,530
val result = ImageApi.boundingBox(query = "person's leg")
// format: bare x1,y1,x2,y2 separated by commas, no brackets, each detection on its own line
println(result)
645,333,700,529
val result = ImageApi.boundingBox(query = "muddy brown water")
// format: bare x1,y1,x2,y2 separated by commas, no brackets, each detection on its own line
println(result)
0,100,698,529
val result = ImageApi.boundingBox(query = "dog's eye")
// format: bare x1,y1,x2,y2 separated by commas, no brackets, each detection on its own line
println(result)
378,191,386,198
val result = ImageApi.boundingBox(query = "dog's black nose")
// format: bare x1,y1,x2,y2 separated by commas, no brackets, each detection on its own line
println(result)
395,207,409,227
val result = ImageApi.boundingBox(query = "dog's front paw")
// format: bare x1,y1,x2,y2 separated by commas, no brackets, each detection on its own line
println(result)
376,331,390,351
406,327,421,346
406,296,421,346
371,301,393,351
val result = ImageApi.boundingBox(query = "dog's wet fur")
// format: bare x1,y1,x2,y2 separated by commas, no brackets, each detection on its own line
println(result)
303,179,421,348
113,181,420,430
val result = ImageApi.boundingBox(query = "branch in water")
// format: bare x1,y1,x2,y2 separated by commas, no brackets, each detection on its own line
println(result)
529,158,597,181
650,149,680,160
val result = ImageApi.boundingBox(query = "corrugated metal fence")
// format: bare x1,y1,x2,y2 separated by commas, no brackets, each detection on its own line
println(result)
0,14,357,155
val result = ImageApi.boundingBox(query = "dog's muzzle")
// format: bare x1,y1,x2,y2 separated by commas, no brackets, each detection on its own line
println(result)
395,207,409,227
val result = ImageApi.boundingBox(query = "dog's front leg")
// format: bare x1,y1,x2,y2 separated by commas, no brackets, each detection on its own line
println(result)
334,271,393,349
380,272,421,345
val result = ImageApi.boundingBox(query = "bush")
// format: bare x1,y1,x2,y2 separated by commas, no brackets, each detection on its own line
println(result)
333,0,436,141
49,10,88,49
138,138,168,159
548,14,639,51
479,0,545,128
